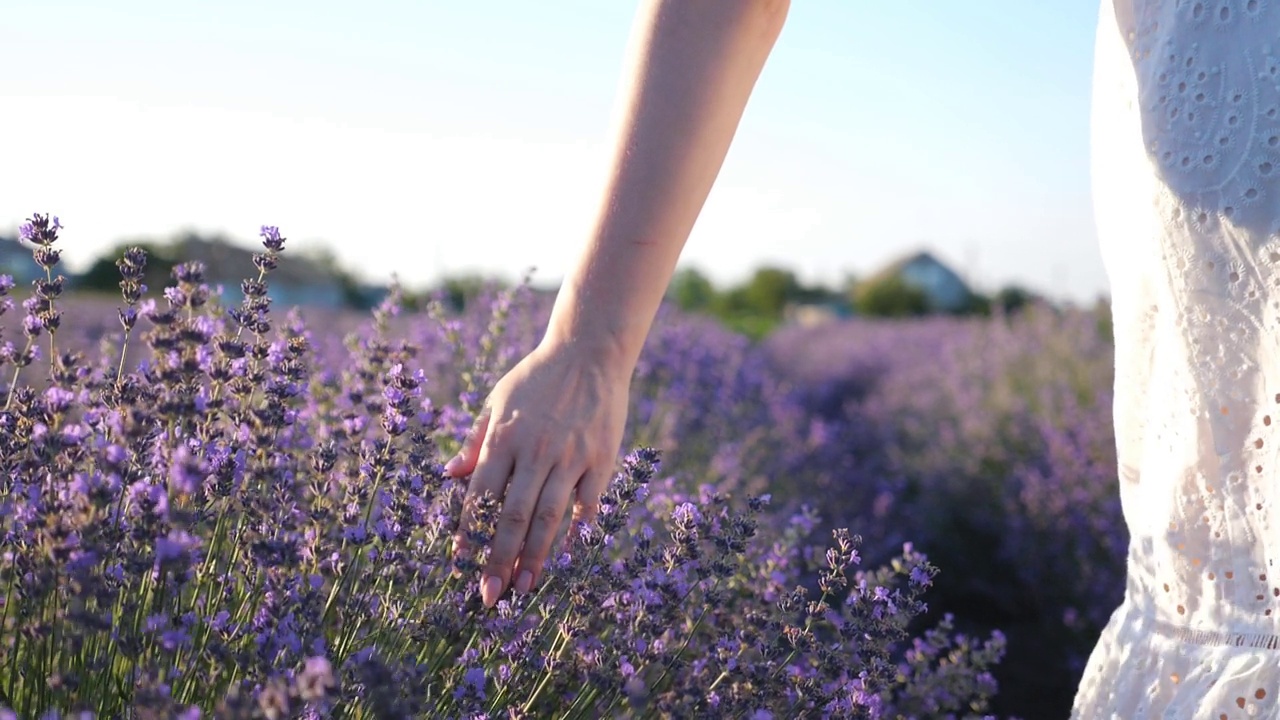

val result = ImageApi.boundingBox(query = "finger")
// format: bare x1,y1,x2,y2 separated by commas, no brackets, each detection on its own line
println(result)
571,467,613,528
552,468,606,550
452,431,513,561
512,465,580,594
445,405,491,477
561,467,611,553
480,454,554,607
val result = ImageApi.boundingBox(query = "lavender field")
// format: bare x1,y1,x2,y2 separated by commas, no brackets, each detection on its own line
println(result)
0,217,1122,719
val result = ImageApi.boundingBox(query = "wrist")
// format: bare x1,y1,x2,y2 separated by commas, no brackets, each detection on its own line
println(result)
539,319,640,381
542,231,670,380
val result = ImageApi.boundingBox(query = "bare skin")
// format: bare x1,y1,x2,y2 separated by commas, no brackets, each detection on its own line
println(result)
445,0,791,608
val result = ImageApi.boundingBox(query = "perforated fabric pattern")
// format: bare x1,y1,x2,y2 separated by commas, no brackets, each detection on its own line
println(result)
1076,1,1280,716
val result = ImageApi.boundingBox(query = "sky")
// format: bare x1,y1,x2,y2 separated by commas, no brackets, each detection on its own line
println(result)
3,0,1107,303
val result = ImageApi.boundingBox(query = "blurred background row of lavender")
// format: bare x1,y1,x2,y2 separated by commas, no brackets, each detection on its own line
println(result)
10,223,1123,717
634,302,1123,718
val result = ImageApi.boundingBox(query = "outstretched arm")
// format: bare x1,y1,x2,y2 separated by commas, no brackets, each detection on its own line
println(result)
447,0,790,608
545,0,791,373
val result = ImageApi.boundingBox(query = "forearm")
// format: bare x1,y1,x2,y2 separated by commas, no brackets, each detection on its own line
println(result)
543,0,789,372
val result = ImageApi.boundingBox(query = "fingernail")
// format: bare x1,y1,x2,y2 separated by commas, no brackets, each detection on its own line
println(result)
481,575,502,607
444,456,461,474
515,569,533,594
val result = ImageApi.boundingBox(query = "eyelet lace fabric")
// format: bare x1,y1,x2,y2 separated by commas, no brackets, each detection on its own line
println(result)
1076,0,1280,716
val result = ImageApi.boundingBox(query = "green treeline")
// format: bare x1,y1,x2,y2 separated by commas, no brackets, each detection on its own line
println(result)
666,265,1039,339
3,232,1048,340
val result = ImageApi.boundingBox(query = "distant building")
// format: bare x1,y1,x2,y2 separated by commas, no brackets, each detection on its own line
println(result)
169,235,347,309
866,250,973,313
0,236,45,286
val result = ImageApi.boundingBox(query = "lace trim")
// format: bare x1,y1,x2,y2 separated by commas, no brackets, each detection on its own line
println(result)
1150,619,1280,650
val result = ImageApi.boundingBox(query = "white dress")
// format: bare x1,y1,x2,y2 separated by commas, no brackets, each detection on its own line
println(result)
1076,0,1280,716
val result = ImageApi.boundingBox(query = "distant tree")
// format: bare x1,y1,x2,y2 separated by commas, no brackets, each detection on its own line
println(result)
75,242,175,294
1093,295,1113,342
714,266,802,319
76,257,117,292
992,285,1038,314
298,244,371,310
852,274,930,318
749,266,801,317
670,264,854,338
962,291,993,317
669,267,717,312
442,273,505,313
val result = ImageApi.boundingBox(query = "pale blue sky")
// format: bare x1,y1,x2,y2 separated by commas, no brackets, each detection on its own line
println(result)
3,1,1106,302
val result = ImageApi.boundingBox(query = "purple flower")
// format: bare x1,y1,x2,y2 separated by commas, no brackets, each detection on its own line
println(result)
671,502,701,529
454,666,486,702
259,225,285,251
297,656,336,701
156,529,200,564
167,445,207,497
59,423,87,446
164,286,187,307
128,480,170,520
910,565,932,587
101,444,127,467
0,230,1022,718
209,610,232,633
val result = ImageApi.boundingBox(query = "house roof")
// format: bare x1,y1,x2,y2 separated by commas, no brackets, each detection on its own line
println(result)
863,249,969,290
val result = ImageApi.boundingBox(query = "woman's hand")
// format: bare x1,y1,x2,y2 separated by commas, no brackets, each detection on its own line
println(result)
445,340,631,607
445,0,787,609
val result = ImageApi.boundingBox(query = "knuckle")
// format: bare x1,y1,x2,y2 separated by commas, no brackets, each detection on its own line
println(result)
534,504,563,526
527,439,559,468
500,508,530,527
486,419,511,447
529,434,550,458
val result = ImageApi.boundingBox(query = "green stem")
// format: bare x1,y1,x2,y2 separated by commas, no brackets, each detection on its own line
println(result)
45,266,57,383
520,626,572,715
0,562,18,702
561,680,604,719
3,336,34,411
769,587,831,683
322,439,394,630
610,576,723,719
707,668,731,692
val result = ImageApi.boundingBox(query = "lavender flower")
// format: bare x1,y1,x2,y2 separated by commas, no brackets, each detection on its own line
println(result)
0,217,1011,719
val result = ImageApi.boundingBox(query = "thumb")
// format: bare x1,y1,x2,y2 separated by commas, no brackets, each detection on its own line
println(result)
445,405,491,477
